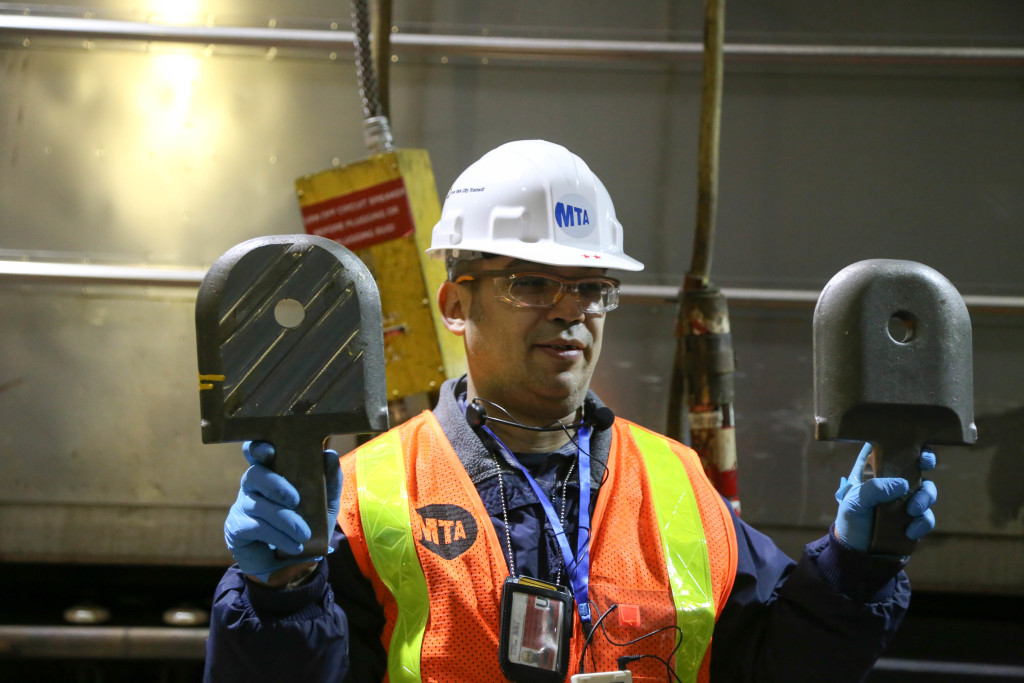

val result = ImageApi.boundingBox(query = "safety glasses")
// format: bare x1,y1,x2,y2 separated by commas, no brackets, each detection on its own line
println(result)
455,269,621,314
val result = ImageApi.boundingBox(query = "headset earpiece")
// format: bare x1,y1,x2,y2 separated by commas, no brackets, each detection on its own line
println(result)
591,407,615,431
465,396,614,433
465,401,488,429
583,397,615,432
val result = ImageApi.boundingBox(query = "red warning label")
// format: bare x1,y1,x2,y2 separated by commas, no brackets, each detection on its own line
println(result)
301,177,415,251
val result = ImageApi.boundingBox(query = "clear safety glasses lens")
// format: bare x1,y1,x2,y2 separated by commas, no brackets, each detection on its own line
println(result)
455,270,621,313
493,272,620,313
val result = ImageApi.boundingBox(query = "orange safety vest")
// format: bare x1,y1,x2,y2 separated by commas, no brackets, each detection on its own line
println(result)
338,412,738,683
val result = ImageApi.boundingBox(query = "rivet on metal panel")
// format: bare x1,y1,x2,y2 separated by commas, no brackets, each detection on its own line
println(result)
64,603,110,625
22,39,30,47
330,52,338,61
205,16,215,28
441,56,449,64
163,605,209,626
391,55,398,63
482,58,489,65
269,155,278,164
268,18,277,28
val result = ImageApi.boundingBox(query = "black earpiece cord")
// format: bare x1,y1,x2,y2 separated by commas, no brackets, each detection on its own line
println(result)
577,601,686,681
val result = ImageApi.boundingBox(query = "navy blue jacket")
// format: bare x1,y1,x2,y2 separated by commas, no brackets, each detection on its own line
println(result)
205,379,910,682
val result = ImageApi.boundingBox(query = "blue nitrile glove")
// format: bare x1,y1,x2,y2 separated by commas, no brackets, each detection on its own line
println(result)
834,443,938,553
224,440,342,583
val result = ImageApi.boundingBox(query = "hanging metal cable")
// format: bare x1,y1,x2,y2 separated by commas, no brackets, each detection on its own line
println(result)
350,0,394,153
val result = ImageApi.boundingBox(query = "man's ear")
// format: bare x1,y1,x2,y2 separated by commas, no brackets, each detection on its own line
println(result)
438,280,467,336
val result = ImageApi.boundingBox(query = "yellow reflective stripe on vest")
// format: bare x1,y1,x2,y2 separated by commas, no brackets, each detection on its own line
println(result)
629,425,716,683
356,430,428,683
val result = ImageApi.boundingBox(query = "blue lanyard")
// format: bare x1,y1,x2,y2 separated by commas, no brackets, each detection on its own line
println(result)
481,423,594,629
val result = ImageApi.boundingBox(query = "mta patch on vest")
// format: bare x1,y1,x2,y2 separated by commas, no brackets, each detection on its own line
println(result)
416,504,478,559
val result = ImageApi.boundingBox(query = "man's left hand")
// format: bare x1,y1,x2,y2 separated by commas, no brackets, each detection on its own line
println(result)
834,443,938,553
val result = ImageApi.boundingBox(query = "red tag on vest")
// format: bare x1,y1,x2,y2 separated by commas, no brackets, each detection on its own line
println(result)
617,604,641,628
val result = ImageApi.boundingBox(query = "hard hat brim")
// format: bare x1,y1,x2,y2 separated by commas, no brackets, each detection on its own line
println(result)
426,241,644,272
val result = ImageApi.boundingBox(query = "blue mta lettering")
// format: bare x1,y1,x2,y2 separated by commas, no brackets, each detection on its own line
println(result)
555,202,590,228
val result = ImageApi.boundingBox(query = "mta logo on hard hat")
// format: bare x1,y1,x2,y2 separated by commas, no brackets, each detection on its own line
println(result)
554,194,596,239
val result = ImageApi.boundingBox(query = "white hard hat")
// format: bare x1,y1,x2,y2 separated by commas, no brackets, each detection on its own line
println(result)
427,140,644,272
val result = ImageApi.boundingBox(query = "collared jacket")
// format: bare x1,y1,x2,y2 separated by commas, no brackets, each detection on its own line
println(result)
205,378,911,683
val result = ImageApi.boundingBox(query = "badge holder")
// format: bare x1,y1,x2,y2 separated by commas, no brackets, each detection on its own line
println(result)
499,576,574,683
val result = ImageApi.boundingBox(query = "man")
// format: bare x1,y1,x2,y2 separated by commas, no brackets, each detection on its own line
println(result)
205,140,937,682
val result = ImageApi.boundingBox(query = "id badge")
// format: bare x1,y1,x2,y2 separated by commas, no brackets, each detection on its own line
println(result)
498,576,574,683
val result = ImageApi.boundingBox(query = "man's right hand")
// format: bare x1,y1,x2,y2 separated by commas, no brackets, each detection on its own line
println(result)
224,441,342,586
